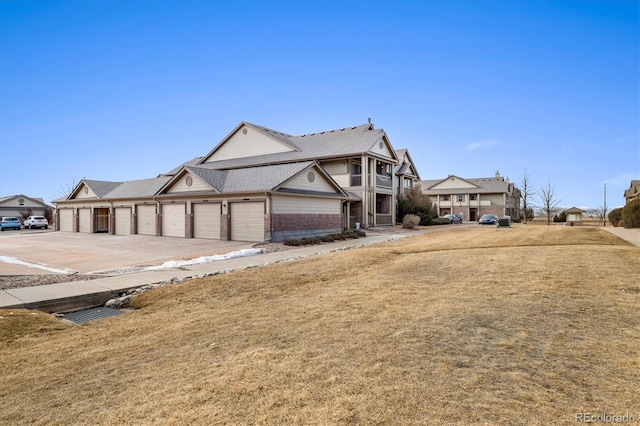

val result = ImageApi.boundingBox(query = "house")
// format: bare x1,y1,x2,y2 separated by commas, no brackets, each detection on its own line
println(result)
54,121,410,242
624,180,640,204
0,194,53,222
562,207,585,225
420,171,521,221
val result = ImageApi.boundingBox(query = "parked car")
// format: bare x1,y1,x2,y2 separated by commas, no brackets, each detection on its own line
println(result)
443,213,462,224
0,216,22,231
23,215,49,229
479,214,499,225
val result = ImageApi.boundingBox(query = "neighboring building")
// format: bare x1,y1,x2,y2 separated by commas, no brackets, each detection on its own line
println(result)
54,121,408,241
562,207,585,225
624,180,640,204
394,149,421,195
0,194,53,221
420,171,521,221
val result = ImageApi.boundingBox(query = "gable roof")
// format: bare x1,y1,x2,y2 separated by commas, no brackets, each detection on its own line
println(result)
68,180,123,200
0,194,52,208
420,175,515,195
101,177,172,199
158,161,347,197
197,121,398,170
394,149,421,179
563,207,586,214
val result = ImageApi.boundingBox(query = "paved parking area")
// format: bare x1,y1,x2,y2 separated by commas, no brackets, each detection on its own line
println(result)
0,230,255,275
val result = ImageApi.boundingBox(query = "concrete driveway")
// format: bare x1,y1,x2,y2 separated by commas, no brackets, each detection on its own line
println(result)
0,231,256,275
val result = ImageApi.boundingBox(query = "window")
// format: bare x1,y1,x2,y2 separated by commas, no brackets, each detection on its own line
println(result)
442,195,450,201
404,179,412,188
457,194,465,203
376,162,391,176
470,194,477,201
351,162,362,186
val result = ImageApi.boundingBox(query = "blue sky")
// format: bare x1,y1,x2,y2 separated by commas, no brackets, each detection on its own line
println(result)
1,0,638,210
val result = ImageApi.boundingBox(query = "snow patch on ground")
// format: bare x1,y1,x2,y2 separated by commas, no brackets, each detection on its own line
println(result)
143,248,264,271
0,255,75,274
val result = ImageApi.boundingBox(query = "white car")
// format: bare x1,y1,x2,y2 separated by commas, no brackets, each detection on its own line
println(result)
23,215,48,229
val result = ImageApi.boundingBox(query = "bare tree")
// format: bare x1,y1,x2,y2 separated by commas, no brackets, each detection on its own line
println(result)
590,206,607,226
539,181,561,225
53,177,79,201
519,169,536,224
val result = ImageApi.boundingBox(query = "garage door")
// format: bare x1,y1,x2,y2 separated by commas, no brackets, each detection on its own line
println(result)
161,203,186,237
230,201,265,242
79,209,91,233
193,203,221,239
59,209,74,232
115,207,131,235
136,205,156,236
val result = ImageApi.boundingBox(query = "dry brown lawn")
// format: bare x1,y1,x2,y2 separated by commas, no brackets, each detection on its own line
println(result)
1,226,638,425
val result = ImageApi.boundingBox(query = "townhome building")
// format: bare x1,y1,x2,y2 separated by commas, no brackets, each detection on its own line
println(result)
420,171,521,221
55,121,419,242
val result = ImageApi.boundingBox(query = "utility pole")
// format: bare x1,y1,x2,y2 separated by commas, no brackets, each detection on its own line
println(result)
603,183,607,227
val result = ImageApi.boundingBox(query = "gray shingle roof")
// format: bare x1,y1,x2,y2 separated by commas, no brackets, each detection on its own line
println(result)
104,176,172,198
185,161,321,193
82,180,123,198
198,122,395,170
421,176,513,194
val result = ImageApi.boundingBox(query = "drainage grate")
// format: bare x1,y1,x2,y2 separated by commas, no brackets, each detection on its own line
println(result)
62,307,126,324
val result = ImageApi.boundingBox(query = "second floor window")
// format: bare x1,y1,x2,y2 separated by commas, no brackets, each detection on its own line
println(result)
442,195,450,201
470,194,477,201
457,194,465,202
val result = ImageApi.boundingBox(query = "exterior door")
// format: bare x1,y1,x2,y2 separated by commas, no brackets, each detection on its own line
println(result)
136,205,156,236
161,203,186,237
59,209,73,232
230,202,264,242
115,207,131,235
193,203,221,239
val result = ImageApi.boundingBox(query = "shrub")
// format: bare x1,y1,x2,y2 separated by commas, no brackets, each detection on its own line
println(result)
428,218,451,226
397,184,438,225
402,214,421,229
608,207,623,227
622,198,640,229
553,211,567,223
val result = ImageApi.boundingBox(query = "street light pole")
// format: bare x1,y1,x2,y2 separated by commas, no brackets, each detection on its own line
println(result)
603,183,607,227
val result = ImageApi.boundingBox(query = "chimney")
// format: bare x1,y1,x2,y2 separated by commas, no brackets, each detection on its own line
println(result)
495,170,500,178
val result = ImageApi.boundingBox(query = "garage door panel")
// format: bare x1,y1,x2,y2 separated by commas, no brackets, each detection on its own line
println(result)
230,202,264,242
79,209,91,233
162,204,186,237
193,203,221,239
59,210,73,232
115,208,131,235
137,205,156,236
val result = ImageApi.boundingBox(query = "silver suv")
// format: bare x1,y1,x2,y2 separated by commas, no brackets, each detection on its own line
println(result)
23,216,48,229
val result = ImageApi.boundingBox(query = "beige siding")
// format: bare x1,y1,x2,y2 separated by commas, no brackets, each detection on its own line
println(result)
136,205,156,236
78,208,91,233
481,194,503,205
161,203,186,237
74,184,98,199
205,125,295,162
321,160,348,174
272,195,341,214
281,167,337,193
193,203,221,239
59,209,73,232
115,207,131,235
432,177,477,190
370,138,394,159
230,201,264,242
166,173,213,193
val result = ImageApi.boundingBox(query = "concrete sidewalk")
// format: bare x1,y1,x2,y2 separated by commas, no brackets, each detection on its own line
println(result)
0,233,409,312
602,227,640,247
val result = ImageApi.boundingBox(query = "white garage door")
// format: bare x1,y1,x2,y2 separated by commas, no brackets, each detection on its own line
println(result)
59,209,73,232
193,203,221,239
136,205,156,236
115,207,131,235
230,201,265,242
161,203,185,237
79,209,91,233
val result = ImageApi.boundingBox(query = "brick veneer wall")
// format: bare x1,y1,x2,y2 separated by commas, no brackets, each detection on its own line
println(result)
271,213,342,242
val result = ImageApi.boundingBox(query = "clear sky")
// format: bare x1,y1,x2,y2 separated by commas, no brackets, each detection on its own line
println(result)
1,0,638,210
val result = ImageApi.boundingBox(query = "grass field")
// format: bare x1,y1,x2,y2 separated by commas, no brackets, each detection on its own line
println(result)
1,226,638,425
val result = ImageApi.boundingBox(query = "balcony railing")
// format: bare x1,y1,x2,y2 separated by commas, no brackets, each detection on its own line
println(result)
376,214,393,225
375,174,392,188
